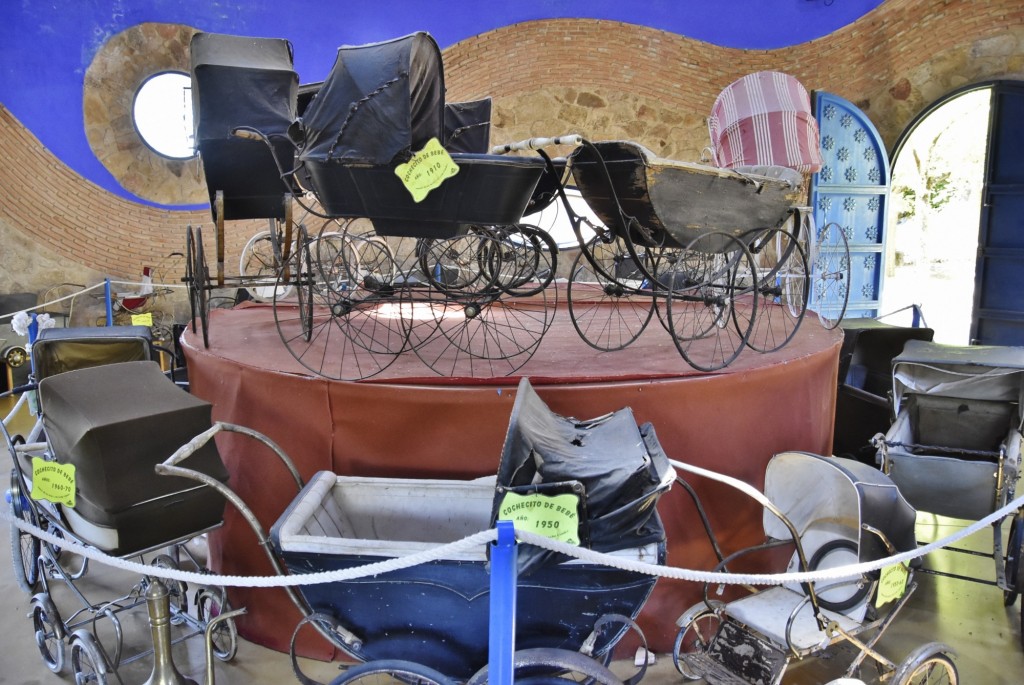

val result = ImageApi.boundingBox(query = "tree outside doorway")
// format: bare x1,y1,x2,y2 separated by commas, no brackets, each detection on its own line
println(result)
881,88,990,344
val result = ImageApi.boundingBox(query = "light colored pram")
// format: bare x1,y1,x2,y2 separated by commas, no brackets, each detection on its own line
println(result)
875,340,1024,649
672,451,958,684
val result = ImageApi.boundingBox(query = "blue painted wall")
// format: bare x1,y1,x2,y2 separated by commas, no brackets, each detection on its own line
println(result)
1,0,884,206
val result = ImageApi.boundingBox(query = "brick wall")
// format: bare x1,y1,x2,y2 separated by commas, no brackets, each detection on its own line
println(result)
1,0,1022,299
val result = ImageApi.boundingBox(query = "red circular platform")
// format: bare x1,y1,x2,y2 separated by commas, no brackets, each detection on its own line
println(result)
182,300,842,658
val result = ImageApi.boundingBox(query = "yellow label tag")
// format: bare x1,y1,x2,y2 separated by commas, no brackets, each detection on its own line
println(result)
394,137,459,202
31,457,76,507
131,312,154,327
497,491,580,545
875,562,909,608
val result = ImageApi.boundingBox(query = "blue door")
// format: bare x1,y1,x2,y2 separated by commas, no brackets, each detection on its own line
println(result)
971,82,1024,344
811,92,890,320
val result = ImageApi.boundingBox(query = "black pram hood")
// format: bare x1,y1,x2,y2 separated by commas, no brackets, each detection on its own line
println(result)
493,378,673,574
295,31,445,166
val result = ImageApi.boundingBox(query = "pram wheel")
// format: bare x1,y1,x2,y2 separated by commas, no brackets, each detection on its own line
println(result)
411,231,551,376
31,592,65,674
194,226,212,348
272,231,403,381
466,647,622,685
240,228,296,301
70,629,110,685
329,659,454,685
671,601,723,680
185,225,198,335
567,234,655,351
485,224,558,297
891,642,958,684
741,228,808,353
811,221,850,329
665,232,757,371
9,469,40,592
196,589,239,662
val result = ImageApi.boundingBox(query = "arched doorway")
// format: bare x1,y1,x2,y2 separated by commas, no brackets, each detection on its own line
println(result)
881,85,992,344
883,80,1024,346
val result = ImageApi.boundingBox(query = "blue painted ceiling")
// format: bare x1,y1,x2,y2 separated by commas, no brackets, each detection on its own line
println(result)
1,0,885,206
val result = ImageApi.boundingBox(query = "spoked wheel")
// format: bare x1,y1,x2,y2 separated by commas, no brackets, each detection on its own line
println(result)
410,232,551,377
418,231,500,296
466,648,622,685
741,228,808,353
811,221,850,329
240,229,295,301
329,659,455,685
665,232,757,371
193,226,211,348
891,642,958,685
196,589,239,662
31,593,66,674
672,602,723,680
69,629,110,685
184,225,198,334
10,469,40,592
567,234,655,351
273,229,405,381
483,224,559,297
407,287,552,377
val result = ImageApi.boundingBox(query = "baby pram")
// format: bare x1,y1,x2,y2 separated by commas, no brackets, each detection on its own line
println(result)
159,377,675,683
671,451,958,684
874,340,1024,647
4,360,234,683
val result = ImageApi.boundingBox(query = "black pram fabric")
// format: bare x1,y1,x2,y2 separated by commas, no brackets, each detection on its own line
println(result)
190,31,299,220
494,378,671,574
443,98,492,153
37,361,228,555
295,32,445,166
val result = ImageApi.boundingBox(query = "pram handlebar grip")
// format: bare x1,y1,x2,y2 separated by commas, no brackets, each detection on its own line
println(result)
491,134,581,155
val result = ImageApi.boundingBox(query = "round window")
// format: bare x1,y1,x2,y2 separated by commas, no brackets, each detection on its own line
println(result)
132,71,195,159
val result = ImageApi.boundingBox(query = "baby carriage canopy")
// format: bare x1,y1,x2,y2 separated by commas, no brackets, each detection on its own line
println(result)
190,31,299,220
31,326,153,380
443,97,492,153
891,340,1024,419
295,31,444,166
493,378,674,573
37,360,228,555
763,452,916,563
708,70,823,173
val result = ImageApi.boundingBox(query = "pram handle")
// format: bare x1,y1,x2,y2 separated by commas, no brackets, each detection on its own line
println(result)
491,134,582,155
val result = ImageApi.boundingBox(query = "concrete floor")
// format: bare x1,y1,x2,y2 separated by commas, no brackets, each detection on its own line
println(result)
1,514,1022,684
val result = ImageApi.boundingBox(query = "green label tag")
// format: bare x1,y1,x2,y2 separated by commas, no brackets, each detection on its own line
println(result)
875,562,909,608
131,312,153,327
31,457,76,507
394,137,459,202
497,491,580,545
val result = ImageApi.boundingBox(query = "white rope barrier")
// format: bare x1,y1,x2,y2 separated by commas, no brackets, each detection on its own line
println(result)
5,491,1023,589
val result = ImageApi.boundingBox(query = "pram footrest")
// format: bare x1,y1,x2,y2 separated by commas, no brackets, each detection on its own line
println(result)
683,618,790,685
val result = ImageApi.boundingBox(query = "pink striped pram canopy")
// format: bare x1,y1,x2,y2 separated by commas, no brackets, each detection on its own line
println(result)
708,71,823,174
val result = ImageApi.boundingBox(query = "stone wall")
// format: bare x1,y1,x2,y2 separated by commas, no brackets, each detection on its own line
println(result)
1,0,1022,315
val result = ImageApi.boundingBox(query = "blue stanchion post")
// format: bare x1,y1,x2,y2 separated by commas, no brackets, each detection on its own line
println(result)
104,279,114,326
489,520,517,685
